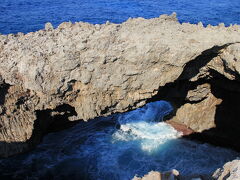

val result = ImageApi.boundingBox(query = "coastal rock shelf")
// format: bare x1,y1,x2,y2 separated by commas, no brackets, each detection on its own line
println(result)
0,13,240,157
135,160,240,180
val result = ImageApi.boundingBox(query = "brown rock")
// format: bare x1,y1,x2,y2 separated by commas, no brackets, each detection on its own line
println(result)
168,92,222,132
166,121,194,136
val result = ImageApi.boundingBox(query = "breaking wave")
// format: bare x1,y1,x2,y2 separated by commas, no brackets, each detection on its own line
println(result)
0,101,239,180
112,101,181,152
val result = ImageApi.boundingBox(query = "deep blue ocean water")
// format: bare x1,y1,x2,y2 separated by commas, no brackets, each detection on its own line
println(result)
0,101,239,179
0,0,240,34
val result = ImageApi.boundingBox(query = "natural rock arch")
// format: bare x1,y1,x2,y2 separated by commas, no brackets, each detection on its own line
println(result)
0,14,240,157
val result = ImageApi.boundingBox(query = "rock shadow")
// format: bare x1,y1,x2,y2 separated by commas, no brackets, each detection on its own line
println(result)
0,82,10,105
28,104,79,149
148,43,240,151
148,44,231,120
183,72,240,151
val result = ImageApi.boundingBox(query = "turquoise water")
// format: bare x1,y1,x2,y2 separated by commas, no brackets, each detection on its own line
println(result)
0,0,240,34
0,101,238,179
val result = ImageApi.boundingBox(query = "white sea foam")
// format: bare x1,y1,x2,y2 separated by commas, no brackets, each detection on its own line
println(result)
113,121,182,152
0,101,239,180
113,100,180,152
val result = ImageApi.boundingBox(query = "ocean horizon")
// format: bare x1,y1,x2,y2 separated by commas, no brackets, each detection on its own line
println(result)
1,0,240,34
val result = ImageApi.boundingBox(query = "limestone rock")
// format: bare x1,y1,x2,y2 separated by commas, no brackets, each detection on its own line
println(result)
0,84,38,157
133,170,179,180
0,14,240,156
186,83,211,102
169,90,222,132
45,22,54,31
212,160,240,180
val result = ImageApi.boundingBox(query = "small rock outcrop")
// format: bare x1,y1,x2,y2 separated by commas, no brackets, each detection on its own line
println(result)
132,170,179,180
133,160,240,180
213,159,240,180
0,13,240,157
132,170,212,180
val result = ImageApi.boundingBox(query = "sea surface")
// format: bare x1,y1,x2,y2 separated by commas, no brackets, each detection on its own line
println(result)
0,101,239,179
0,0,240,34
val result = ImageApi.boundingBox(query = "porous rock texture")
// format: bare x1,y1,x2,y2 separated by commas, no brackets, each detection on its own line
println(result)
133,160,240,180
213,159,240,180
0,13,240,157
132,169,213,180
132,170,179,180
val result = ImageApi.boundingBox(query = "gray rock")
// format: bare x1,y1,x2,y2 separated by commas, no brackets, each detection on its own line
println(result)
133,170,179,180
45,22,54,31
213,159,240,180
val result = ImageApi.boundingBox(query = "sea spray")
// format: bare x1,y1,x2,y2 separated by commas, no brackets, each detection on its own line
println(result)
112,122,182,152
0,101,239,180
113,101,181,152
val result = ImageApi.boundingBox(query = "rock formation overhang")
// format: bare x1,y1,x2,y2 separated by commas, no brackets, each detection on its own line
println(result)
0,13,240,157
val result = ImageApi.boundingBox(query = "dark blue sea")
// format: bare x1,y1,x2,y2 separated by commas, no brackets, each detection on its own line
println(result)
0,0,240,34
1,1,240,179
0,101,239,179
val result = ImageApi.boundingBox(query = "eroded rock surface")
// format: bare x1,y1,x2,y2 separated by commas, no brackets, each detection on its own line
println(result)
132,170,179,180
1,13,240,156
170,90,222,132
213,159,240,180
133,160,240,180
132,170,213,180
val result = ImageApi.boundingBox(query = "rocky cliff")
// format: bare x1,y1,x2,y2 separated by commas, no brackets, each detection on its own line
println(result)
0,13,240,157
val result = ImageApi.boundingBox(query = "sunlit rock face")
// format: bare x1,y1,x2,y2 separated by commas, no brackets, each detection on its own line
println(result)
132,170,179,180
137,159,240,180
213,160,240,180
1,13,240,156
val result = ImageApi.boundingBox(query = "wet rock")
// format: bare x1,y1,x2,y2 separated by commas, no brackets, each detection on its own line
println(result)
166,121,194,136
